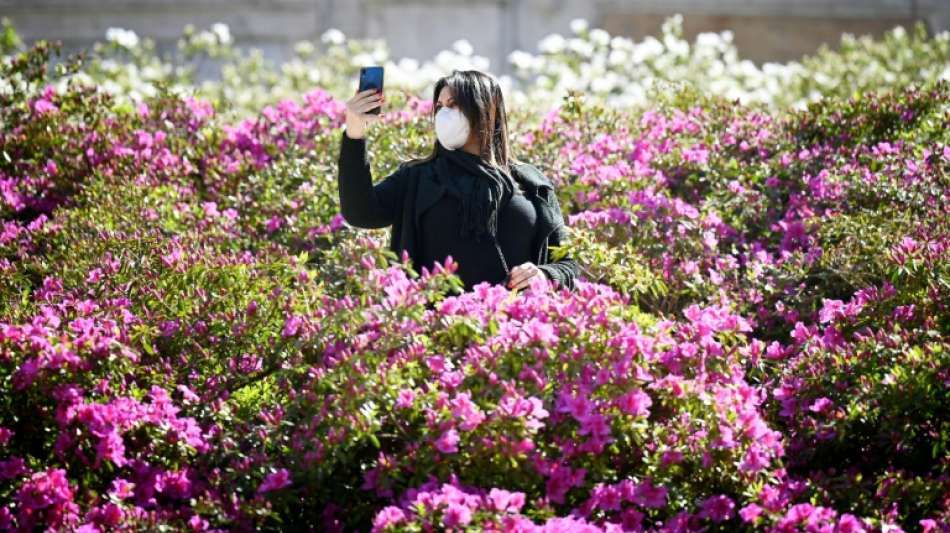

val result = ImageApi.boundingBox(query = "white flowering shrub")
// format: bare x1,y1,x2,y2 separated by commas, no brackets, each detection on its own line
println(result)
509,15,949,111
2,13,946,118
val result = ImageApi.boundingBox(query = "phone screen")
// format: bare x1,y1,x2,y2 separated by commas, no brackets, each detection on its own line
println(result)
358,66,385,114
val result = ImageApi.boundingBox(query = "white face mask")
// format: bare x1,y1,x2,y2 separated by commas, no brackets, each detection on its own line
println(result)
435,106,470,151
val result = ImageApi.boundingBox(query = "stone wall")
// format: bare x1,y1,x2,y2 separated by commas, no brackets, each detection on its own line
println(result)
597,0,947,63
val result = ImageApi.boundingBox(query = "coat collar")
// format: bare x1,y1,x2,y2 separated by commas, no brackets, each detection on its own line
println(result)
510,162,555,194
412,159,557,232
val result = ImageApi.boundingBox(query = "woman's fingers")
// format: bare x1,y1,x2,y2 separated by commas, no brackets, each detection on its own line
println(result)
511,271,550,291
355,94,384,113
511,275,534,290
507,263,540,289
353,88,378,101
354,89,383,103
344,88,383,135
357,101,379,113
353,97,379,110
358,91,382,105
347,90,382,109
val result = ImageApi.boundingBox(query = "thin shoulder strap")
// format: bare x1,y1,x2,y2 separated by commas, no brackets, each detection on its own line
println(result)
491,234,510,279
490,187,515,279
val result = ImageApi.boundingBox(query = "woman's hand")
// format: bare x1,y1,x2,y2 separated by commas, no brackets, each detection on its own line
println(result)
506,262,550,291
344,88,385,139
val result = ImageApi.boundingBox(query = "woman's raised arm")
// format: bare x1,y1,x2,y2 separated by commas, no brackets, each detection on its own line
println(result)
336,127,410,229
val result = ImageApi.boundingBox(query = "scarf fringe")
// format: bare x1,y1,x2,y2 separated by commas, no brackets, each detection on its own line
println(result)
435,148,515,244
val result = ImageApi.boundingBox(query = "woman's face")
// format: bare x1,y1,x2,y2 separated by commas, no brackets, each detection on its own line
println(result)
435,87,456,113
436,87,475,146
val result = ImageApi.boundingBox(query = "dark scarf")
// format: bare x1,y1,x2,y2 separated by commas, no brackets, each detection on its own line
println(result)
434,144,517,244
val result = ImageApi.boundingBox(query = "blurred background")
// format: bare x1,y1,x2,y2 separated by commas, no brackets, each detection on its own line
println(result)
4,0,949,77
3,0,948,118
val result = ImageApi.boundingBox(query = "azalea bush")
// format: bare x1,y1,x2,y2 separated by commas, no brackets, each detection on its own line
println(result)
0,21,948,533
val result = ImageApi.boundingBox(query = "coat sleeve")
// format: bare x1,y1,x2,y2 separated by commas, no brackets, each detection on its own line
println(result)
337,127,409,229
536,185,581,292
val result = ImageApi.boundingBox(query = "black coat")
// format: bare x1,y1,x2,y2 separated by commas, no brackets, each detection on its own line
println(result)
336,128,580,292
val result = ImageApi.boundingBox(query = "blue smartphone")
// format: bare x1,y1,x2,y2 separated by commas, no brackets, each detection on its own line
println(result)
358,66,385,115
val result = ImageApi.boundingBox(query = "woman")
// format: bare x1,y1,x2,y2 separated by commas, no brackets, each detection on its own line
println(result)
337,69,580,294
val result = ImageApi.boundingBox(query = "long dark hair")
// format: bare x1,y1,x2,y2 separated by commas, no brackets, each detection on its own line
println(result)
403,69,525,178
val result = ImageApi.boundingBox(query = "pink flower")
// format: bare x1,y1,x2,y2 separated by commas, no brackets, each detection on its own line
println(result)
522,317,558,344
256,468,292,495
739,503,762,523
155,469,193,499
592,483,623,511
0,457,27,480
837,513,867,533
109,479,135,500
435,429,459,454
372,506,406,532
32,98,58,116
282,315,303,337
617,389,652,418
577,412,611,439
93,502,124,527
95,430,127,467
396,388,415,409
682,143,709,165
16,468,74,511
177,385,200,402
631,479,667,508
442,503,472,527
201,201,220,218
329,213,346,231
808,397,833,414
450,392,485,431
489,488,525,513
765,341,787,360
266,215,283,233
557,390,594,419
661,449,684,466
739,447,770,473
621,508,645,530
699,494,735,522
189,514,209,531
818,299,846,323
546,464,586,504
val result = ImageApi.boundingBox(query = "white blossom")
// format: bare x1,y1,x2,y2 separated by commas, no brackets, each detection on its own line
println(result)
508,50,536,70
321,28,346,45
538,34,566,54
211,23,231,44
105,27,139,49
589,28,610,47
452,39,474,57
570,18,589,34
